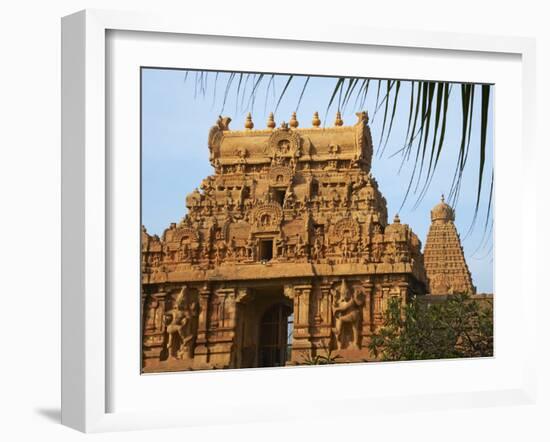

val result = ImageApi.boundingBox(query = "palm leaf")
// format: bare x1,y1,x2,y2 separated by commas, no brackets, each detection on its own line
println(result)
295,76,311,112
414,82,444,207
378,80,393,149
342,78,360,111
476,85,491,213
324,77,345,119
381,80,401,153
274,75,294,113
220,72,236,113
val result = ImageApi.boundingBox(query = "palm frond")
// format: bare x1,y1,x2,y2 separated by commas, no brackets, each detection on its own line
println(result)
274,75,294,113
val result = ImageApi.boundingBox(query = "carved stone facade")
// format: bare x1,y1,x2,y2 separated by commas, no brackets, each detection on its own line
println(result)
140,111,468,373
423,196,476,295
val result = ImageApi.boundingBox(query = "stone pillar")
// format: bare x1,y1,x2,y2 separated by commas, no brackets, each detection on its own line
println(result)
361,281,374,332
360,281,375,358
374,284,390,326
235,288,255,368
288,283,313,361
142,290,169,369
317,282,333,326
193,284,212,365
208,288,239,368
396,281,409,305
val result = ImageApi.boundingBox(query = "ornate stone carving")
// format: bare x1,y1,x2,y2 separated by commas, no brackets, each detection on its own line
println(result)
265,127,301,161
331,217,360,243
268,165,293,187
251,202,283,232
145,297,164,333
164,287,199,360
332,280,365,350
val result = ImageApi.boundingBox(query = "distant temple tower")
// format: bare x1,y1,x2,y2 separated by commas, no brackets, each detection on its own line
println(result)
424,196,475,295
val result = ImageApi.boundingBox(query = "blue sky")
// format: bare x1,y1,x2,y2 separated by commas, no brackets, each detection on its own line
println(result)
141,69,494,293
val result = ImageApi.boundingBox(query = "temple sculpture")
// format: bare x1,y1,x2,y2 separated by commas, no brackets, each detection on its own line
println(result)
140,111,475,373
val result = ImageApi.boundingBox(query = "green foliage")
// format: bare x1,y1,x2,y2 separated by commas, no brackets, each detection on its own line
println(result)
368,294,493,361
300,341,342,365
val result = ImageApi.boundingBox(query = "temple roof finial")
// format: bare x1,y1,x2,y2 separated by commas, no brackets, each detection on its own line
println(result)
334,111,344,126
431,195,455,223
312,111,321,128
289,112,299,128
267,112,276,129
245,112,254,130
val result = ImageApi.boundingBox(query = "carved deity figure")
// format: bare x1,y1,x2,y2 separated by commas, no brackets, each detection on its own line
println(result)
312,235,324,260
275,234,287,258
340,236,353,259
214,241,226,266
284,187,296,209
295,235,306,258
226,236,237,259
246,235,256,260
332,280,365,350
164,287,199,360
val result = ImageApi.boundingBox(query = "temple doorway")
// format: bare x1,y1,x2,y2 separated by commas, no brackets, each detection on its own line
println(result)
237,285,294,368
258,302,293,367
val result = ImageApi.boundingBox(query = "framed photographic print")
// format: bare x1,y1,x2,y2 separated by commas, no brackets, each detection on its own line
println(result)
61,9,537,433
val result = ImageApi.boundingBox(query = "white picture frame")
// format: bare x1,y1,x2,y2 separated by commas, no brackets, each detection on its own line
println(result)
61,9,538,433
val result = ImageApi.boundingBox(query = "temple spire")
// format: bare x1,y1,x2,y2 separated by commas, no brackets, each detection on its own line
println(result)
424,197,475,295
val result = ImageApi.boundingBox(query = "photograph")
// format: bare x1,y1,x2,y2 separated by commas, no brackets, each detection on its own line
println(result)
140,69,494,373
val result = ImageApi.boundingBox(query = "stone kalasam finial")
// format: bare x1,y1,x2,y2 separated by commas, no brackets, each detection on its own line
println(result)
393,213,401,224
245,112,254,130
267,112,276,129
289,112,299,128
312,111,321,127
334,111,344,126
431,195,455,223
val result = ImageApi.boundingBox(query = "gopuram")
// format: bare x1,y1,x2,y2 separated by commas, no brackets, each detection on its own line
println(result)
423,196,476,295
141,111,475,373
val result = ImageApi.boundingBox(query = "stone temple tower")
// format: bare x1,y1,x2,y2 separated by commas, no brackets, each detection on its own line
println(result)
423,196,475,295
141,111,428,372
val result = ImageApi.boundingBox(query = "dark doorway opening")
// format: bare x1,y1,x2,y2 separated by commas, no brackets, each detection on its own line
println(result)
274,189,285,206
259,239,273,262
258,303,293,367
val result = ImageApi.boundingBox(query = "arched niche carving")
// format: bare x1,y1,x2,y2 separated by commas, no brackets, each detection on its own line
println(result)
267,165,293,187
251,202,283,232
265,127,301,159
330,217,360,245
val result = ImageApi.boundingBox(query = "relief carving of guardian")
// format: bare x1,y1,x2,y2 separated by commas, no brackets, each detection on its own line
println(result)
164,287,199,360
332,280,365,350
